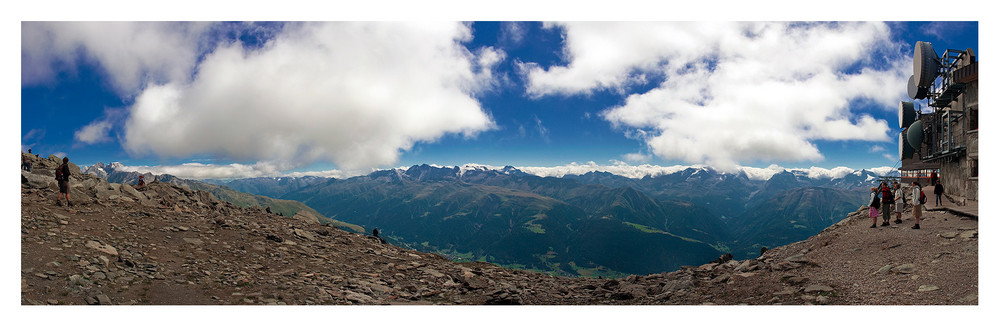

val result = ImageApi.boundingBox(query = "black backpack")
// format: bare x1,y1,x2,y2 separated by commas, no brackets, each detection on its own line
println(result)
870,193,880,207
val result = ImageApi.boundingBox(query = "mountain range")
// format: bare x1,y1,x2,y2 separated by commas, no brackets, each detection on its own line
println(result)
115,163,886,277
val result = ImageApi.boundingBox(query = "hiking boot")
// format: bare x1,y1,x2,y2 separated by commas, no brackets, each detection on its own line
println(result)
881,222,889,227
67,201,73,207
911,224,920,229
894,219,902,224
56,201,64,207
870,224,877,228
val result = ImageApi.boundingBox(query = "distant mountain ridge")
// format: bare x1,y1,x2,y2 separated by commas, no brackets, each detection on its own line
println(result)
83,162,362,233
88,162,890,276
198,164,887,276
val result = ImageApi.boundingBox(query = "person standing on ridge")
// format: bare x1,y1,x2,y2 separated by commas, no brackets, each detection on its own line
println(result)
879,181,893,227
934,181,945,206
893,182,905,224
55,157,72,206
911,181,923,229
868,186,880,228
22,151,32,172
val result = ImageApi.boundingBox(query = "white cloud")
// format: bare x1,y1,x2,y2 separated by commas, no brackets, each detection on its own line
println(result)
517,161,882,181
791,166,858,180
21,22,210,95
500,22,527,45
113,162,285,180
869,145,886,153
533,115,550,142
518,161,702,179
622,152,652,163
868,166,897,176
524,22,908,168
111,22,498,171
74,120,113,144
113,161,357,180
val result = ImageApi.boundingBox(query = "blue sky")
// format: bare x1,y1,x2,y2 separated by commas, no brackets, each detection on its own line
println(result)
20,21,979,179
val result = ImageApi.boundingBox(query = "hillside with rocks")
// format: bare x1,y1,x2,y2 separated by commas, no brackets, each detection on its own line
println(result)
21,155,977,305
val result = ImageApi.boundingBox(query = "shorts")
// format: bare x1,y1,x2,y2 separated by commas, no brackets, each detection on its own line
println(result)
895,202,904,213
912,204,922,219
58,180,69,193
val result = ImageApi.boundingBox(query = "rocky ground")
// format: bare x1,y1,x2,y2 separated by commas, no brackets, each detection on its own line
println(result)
20,154,977,305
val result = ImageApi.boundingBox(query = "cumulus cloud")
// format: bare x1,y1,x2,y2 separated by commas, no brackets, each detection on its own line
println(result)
74,120,113,144
21,22,210,94
102,22,500,171
622,152,652,163
523,22,908,168
869,145,886,153
113,161,355,180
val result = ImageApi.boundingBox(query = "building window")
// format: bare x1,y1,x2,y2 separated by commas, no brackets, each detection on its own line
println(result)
971,159,978,178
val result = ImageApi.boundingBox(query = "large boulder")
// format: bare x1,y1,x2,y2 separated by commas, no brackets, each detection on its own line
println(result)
21,171,53,189
120,183,147,201
95,183,123,202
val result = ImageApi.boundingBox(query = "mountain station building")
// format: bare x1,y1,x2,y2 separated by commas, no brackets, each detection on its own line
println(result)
899,42,978,201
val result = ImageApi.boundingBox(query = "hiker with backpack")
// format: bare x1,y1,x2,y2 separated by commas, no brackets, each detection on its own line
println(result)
893,182,904,224
55,157,71,206
911,181,924,229
879,181,894,227
868,186,880,228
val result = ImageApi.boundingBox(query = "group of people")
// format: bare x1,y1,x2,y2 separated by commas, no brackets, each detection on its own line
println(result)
868,180,925,229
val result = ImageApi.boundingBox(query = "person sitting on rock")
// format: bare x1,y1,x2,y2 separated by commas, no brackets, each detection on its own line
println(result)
265,206,272,214
136,175,146,189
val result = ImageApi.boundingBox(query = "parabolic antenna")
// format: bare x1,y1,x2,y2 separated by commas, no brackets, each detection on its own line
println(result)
900,133,915,160
906,120,923,150
913,41,940,88
899,101,916,129
907,75,929,99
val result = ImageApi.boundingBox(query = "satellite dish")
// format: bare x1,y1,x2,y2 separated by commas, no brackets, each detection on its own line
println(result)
913,41,939,88
900,133,915,159
899,101,916,129
906,120,923,150
906,75,929,99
